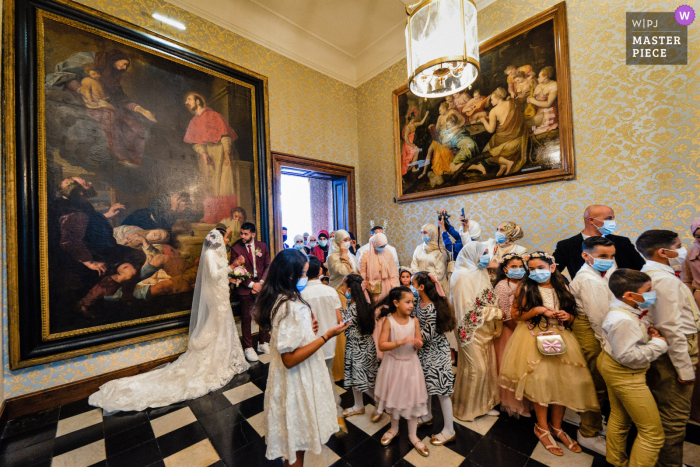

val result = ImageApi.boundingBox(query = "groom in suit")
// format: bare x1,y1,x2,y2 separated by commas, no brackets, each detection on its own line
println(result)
230,222,271,362
553,204,646,277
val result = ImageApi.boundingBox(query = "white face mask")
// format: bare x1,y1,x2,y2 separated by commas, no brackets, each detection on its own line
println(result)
668,246,688,268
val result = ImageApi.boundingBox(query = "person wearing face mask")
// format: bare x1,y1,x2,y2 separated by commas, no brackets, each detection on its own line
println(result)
553,205,646,277
568,237,618,454
638,230,699,467
411,224,450,297
293,235,309,255
310,230,331,265
230,222,272,362
356,226,400,269
326,229,359,380
498,251,599,457
449,241,504,421
282,227,289,250
489,221,527,283
599,269,668,467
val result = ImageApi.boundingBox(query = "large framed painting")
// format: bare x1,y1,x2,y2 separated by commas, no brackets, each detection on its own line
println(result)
393,2,573,202
4,0,272,369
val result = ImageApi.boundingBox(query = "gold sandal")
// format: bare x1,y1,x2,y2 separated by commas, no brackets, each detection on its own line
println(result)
411,439,430,457
416,415,433,428
550,425,582,453
342,407,365,418
370,411,383,423
380,428,398,446
430,432,456,446
534,425,563,456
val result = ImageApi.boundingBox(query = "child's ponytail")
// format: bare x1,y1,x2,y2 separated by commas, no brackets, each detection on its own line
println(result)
412,271,456,333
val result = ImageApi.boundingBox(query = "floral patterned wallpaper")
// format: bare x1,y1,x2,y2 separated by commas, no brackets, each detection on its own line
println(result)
358,0,700,266
3,0,699,398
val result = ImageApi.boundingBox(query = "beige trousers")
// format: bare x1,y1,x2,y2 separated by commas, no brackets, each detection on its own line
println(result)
598,351,664,467
571,316,607,437
647,333,698,467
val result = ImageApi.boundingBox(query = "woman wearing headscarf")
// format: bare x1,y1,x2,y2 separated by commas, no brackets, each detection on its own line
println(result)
327,230,358,380
310,230,331,264
361,233,400,360
449,241,504,421
681,218,700,422
411,224,450,296
292,235,309,255
482,220,527,283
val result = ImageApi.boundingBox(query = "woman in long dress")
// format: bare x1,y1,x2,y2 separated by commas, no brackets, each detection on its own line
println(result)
450,241,503,421
327,229,358,380
411,224,449,296
88,227,249,412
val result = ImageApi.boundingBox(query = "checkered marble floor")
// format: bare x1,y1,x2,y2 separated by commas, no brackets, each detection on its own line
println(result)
2,353,700,467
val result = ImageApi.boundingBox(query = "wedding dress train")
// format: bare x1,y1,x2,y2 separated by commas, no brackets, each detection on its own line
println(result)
89,229,249,413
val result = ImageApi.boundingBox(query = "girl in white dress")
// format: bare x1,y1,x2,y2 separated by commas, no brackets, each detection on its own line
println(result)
255,248,349,467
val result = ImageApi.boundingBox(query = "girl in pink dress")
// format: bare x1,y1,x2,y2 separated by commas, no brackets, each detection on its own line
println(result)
373,287,430,457
493,253,532,418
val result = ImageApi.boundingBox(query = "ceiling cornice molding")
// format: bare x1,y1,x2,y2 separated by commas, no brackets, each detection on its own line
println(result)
165,0,499,88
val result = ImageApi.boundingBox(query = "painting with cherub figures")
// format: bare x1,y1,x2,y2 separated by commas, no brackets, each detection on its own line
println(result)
4,0,271,368
393,3,574,202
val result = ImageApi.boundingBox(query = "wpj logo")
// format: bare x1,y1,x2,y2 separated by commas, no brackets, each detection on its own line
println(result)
626,11,688,65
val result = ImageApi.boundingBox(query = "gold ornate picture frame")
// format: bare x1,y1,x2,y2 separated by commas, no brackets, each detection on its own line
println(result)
393,2,574,202
4,0,272,369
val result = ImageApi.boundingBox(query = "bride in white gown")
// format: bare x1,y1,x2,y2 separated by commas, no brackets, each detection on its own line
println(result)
89,227,250,413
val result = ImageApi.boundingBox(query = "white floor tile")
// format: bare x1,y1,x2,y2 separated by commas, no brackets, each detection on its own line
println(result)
55,409,103,437
345,404,391,436
247,411,266,437
685,440,700,467
51,439,105,467
334,384,346,396
150,407,197,438
163,439,220,467
530,440,594,467
222,382,263,406
258,353,272,364
304,444,341,467
404,436,464,467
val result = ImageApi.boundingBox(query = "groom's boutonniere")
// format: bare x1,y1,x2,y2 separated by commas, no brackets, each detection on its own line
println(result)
254,247,263,258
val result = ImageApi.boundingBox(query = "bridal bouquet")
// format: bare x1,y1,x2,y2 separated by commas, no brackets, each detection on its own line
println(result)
229,266,251,286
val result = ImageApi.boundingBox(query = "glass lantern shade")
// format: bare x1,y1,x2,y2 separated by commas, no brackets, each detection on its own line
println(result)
406,0,479,98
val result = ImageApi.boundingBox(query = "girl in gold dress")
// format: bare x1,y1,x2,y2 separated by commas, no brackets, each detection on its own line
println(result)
498,252,599,457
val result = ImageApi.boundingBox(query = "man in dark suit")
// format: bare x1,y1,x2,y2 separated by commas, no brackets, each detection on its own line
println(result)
553,205,645,277
230,222,271,362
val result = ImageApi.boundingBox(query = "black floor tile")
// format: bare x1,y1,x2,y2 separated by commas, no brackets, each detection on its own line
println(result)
343,437,407,467
1,408,59,439
145,461,166,467
686,421,700,445
0,437,54,467
525,459,548,467
0,421,57,455
252,375,269,392
209,461,227,467
198,405,247,438
188,392,234,419
246,361,270,381
146,401,189,420
88,461,107,467
103,410,150,438
156,421,208,458
107,438,162,467
213,372,253,396
53,422,104,457
233,393,265,418
222,436,282,467
466,437,529,467
207,420,261,465
325,419,370,457
59,398,95,420
27,460,52,467
105,420,154,458
442,423,483,458
484,418,539,456
330,460,353,467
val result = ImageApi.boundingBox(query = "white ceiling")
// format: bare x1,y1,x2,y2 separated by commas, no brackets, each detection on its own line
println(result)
165,0,498,87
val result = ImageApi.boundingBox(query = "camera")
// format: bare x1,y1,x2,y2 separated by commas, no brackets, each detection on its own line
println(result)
437,211,451,222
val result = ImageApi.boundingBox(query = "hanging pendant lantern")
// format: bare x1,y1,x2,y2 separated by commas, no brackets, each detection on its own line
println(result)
405,0,480,98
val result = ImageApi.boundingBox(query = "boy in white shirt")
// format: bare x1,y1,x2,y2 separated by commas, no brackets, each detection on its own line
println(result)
570,236,617,454
600,269,668,467
637,230,699,467
300,256,345,431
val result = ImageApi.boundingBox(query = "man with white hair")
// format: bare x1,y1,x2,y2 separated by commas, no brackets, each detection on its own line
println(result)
356,226,399,268
553,204,645,276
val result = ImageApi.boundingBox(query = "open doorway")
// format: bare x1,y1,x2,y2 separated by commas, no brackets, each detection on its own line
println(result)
272,152,356,253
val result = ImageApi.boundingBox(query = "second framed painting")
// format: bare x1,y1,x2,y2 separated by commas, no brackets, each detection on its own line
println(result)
393,2,574,202
5,0,271,368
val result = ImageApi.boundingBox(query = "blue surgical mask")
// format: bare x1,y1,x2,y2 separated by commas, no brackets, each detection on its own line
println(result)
633,291,656,309
421,235,431,243
529,269,552,283
410,285,419,298
294,243,304,250
296,277,308,292
596,219,616,236
477,253,491,269
375,246,386,253
591,257,615,272
345,290,352,300
308,242,317,248
495,232,507,244
283,234,288,242
506,268,526,280
319,240,328,247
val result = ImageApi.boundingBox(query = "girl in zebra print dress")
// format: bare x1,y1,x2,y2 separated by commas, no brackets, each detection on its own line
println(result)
412,271,458,446
341,274,382,421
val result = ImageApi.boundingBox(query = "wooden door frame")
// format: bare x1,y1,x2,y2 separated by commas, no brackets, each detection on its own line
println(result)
272,152,357,253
